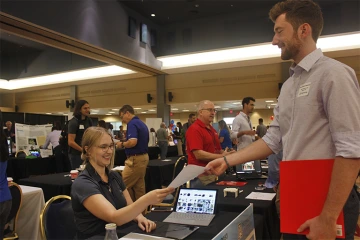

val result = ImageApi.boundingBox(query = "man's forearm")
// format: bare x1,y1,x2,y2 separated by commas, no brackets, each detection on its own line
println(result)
69,141,82,152
320,157,360,221
226,139,273,166
193,150,224,162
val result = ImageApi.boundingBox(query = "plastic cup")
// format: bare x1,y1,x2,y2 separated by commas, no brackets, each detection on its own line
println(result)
70,170,79,180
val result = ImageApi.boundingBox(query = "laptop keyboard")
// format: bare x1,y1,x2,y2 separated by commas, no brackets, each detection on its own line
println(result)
169,212,213,221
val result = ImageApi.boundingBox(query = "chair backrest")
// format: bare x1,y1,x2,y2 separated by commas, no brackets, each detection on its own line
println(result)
172,156,187,180
15,150,27,158
40,195,76,240
7,183,22,233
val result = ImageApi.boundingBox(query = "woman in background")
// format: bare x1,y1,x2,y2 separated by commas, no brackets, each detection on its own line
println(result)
218,120,232,151
0,110,12,239
71,127,173,239
174,122,184,156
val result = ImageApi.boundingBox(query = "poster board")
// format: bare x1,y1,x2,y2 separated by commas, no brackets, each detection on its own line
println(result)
15,123,53,155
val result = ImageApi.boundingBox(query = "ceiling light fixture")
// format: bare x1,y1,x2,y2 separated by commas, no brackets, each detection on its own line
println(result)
171,108,178,111
233,102,241,105
108,112,115,114
214,106,221,109
182,109,189,112
265,100,274,103
112,109,119,111
222,108,229,110
141,111,147,113
45,113,52,115
134,108,142,110
151,14,155,17
270,103,277,106
158,32,360,69
148,109,156,112
0,65,134,90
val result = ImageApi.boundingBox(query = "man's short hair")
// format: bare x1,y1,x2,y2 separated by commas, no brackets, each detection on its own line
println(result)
189,113,195,119
119,105,135,115
259,118,264,123
269,0,323,42
242,97,255,106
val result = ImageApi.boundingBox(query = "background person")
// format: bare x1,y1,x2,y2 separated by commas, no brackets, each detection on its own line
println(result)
156,122,168,160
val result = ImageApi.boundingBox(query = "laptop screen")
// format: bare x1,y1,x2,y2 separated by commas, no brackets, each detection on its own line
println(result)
175,189,217,214
29,151,40,157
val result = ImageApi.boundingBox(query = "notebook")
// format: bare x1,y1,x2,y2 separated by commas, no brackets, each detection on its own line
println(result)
163,188,218,226
280,159,345,238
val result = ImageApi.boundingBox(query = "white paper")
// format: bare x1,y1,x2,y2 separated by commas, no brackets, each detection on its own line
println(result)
112,166,125,171
161,159,172,162
245,192,276,201
120,232,172,239
168,165,205,188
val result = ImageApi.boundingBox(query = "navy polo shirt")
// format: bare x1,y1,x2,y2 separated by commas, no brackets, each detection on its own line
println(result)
71,163,127,239
125,116,149,156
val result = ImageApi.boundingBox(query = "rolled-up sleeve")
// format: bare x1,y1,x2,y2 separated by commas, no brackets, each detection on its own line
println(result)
230,117,240,139
262,104,283,154
322,64,360,158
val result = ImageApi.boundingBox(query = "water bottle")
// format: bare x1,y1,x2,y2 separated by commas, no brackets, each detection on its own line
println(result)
104,223,118,240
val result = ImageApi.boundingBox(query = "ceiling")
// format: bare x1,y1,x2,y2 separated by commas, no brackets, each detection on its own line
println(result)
121,0,278,25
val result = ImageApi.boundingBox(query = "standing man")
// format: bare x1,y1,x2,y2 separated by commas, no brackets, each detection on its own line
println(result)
68,100,92,169
231,97,256,151
182,113,196,143
4,121,15,143
256,118,267,138
116,105,149,201
186,100,234,187
206,1,360,239
41,126,63,172
156,122,168,160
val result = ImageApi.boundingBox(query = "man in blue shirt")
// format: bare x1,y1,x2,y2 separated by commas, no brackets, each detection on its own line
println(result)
116,105,149,201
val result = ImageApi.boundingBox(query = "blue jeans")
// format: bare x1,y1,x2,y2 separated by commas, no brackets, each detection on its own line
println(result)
68,154,82,169
158,141,168,160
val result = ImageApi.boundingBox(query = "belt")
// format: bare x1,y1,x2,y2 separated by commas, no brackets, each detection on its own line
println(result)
126,153,147,158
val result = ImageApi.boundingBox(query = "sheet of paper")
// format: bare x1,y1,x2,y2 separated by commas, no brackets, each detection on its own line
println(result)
245,192,276,201
120,232,172,239
168,165,205,188
112,166,125,171
161,159,172,162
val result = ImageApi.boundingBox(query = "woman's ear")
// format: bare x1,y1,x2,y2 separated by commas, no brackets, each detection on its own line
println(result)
84,146,89,153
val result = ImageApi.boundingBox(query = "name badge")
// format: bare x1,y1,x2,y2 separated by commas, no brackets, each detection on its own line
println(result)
297,82,311,97
79,125,84,129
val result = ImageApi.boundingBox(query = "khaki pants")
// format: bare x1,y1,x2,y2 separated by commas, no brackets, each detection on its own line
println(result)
176,139,183,156
122,154,149,201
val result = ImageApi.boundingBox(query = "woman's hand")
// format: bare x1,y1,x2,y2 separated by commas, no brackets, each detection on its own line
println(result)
136,215,156,232
145,187,175,205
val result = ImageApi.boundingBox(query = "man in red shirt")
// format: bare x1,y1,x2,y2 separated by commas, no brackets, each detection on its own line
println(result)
186,100,235,187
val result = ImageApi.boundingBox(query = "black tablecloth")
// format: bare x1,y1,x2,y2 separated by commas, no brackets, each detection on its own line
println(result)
7,156,57,181
145,159,177,192
18,172,72,201
204,175,280,239
87,211,264,240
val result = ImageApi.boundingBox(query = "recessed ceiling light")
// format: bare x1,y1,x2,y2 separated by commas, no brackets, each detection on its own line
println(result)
112,109,119,111
270,103,277,106
108,112,115,114
45,113,52,115
106,114,111,115
141,112,147,114
151,14,155,17
265,100,274,103
233,102,241,105
171,108,178,111
63,114,68,116
222,108,229,110
148,109,156,112
214,106,221,109
134,108,142,110
182,110,189,112
92,109,99,112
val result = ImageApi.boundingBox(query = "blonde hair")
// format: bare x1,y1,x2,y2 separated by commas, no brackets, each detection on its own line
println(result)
81,127,115,170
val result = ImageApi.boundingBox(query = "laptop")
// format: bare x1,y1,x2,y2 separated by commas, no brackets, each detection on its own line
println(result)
29,150,40,157
163,188,218,226
236,160,265,180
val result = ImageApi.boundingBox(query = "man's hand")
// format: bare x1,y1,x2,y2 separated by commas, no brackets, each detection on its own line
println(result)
297,215,337,240
246,130,256,136
222,150,236,156
204,158,227,176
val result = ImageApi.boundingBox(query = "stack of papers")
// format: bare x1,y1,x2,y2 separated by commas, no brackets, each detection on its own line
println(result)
245,192,276,201
112,166,125,171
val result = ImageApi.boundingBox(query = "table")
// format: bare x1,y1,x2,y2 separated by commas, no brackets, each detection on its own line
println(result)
145,159,177,192
204,175,280,239
18,173,73,201
18,185,45,240
88,211,264,239
7,156,57,181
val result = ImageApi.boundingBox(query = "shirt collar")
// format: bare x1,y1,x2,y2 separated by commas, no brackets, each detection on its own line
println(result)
85,163,110,183
195,119,210,129
289,48,323,76
240,111,249,120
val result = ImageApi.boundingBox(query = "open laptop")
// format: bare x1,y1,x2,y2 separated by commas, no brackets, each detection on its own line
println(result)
29,150,41,157
236,160,265,180
163,188,218,226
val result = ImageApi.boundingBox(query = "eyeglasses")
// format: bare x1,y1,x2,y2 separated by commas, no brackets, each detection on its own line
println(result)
119,112,126,120
98,144,115,152
201,108,217,113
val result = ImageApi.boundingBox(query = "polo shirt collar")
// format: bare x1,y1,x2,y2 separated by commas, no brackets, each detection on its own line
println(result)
195,119,209,128
289,48,323,76
85,163,110,183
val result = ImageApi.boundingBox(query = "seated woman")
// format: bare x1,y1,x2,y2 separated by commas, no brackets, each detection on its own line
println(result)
71,127,174,239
